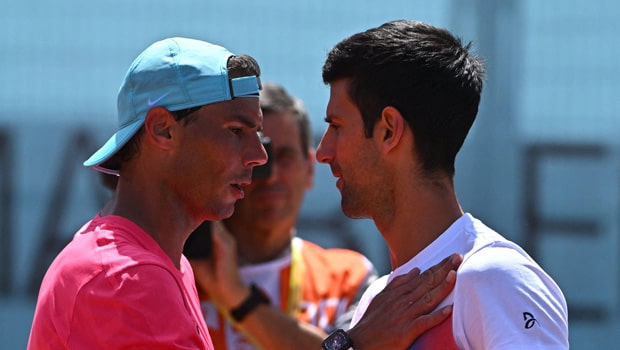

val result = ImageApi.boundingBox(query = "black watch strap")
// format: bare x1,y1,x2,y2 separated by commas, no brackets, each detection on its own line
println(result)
322,329,354,350
230,284,270,322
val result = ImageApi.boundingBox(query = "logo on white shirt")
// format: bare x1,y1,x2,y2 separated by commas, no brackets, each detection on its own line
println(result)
523,312,538,329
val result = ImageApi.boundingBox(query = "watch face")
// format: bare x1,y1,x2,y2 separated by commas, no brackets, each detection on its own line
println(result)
323,330,352,350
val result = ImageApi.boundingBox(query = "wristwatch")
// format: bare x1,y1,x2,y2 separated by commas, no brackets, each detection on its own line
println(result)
322,329,354,350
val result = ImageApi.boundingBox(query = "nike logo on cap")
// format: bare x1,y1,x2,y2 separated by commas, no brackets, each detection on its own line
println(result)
147,92,171,107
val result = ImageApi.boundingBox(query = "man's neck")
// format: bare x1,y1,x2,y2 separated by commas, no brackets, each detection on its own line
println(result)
385,207,463,269
377,179,463,269
106,178,195,270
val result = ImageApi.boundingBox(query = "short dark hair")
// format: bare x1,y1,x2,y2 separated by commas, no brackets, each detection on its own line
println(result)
322,20,486,175
259,82,313,157
102,54,261,172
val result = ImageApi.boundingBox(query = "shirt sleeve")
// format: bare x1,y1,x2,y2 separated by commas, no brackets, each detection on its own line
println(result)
453,246,569,350
67,264,207,349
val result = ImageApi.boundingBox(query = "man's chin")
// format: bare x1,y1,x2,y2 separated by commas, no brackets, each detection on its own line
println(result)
341,202,369,219
208,202,236,221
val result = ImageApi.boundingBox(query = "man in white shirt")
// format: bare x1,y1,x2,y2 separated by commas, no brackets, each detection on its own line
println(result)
316,20,569,349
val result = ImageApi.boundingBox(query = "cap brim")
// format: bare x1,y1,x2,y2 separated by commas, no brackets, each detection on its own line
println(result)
83,117,145,169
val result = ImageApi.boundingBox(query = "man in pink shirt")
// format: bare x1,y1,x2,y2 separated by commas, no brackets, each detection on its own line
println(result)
28,37,266,349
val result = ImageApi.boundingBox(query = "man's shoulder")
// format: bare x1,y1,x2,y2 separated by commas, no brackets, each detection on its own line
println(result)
456,242,565,304
46,216,176,294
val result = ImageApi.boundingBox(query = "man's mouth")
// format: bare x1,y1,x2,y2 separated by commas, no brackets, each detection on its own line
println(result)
230,183,245,198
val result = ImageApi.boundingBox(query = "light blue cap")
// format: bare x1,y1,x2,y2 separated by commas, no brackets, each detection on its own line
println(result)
83,37,261,174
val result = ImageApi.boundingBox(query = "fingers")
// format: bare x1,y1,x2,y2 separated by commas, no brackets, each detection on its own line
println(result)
407,303,453,335
378,253,460,327
190,224,249,309
423,253,463,286
385,253,461,303
385,267,420,289
407,268,456,318
348,254,461,349
386,256,459,344
405,254,460,309
211,221,235,251
209,221,238,266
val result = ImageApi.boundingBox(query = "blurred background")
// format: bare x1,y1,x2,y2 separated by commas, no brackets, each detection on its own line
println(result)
1,0,619,348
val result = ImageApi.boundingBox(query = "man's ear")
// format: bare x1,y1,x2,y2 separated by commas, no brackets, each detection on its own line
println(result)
378,106,405,153
143,107,175,149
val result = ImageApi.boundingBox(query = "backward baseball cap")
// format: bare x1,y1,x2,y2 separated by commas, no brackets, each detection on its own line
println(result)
83,37,261,175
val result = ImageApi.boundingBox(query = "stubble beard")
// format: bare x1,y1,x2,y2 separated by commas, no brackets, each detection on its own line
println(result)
340,184,371,219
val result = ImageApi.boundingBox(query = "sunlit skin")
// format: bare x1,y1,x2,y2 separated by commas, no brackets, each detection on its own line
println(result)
316,78,463,268
190,82,462,350
224,109,314,264
103,97,267,268
315,79,387,221
169,98,268,222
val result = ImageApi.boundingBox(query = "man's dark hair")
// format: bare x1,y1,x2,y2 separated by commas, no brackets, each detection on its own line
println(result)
259,82,313,157
322,20,486,176
102,54,261,172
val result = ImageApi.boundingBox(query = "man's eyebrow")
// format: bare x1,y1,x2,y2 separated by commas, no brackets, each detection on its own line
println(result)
324,115,333,123
234,114,261,130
